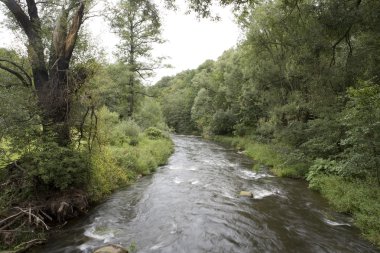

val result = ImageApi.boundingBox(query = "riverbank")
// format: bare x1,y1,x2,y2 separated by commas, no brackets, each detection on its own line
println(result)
88,132,174,202
0,132,174,252
33,135,380,253
212,135,380,247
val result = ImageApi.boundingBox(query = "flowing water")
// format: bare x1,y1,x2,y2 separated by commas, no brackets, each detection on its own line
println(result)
34,135,379,253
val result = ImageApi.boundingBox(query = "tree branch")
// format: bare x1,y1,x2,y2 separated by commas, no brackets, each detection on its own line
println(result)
330,26,352,67
135,91,156,98
77,106,90,149
25,0,40,23
64,1,85,61
329,0,362,67
0,63,30,87
0,0,33,38
0,59,32,86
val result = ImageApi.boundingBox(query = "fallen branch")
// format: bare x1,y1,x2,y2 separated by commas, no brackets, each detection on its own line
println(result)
14,238,46,253
0,211,23,226
14,207,49,230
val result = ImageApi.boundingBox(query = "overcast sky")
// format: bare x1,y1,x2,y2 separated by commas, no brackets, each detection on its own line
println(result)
0,1,242,85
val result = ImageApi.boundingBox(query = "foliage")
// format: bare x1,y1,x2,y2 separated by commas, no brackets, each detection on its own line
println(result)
21,143,90,191
210,110,237,135
213,136,307,178
87,145,131,201
108,0,163,117
86,105,172,201
339,82,380,182
157,76,199,134
1,0,380,248
134,98,168,130
145,127,165,140
308,175,380,247
191,88,214,135
153,0,380,244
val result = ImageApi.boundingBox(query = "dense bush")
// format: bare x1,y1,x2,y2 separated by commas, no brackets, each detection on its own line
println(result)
20,143,90,191
145,127,165,139
135,98,168,130
210,110,237,135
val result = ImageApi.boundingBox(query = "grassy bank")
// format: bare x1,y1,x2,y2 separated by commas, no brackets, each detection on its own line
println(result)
213,135,309,178
0,129,173,251
213,135,380,247
309,175,380,245
88,133,174,201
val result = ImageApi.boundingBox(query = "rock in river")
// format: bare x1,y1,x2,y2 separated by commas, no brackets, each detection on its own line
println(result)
94,244,128,253
239,191,253,198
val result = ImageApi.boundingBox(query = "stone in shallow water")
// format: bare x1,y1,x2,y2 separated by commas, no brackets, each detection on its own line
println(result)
94,244,128,253
239,191,253,197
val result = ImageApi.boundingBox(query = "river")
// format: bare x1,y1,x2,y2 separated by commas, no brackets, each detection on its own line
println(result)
34,135,379,253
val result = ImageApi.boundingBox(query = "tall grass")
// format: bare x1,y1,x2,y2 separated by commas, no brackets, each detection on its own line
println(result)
213,135,307,178
213,135,380,246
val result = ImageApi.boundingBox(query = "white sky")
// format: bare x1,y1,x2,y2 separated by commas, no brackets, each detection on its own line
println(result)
0,1,242,85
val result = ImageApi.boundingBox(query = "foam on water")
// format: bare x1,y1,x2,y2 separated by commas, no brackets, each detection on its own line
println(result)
240,170,274,180
187,166,198,171
323,218,351,227
78,243,93,252
84,226,114,242
190,179,199,185
253,189,276,199
222,191,235,199
173,177,183,184
150,242,166,250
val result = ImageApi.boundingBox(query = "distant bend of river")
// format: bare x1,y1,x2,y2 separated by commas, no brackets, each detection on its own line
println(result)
34,135,380,253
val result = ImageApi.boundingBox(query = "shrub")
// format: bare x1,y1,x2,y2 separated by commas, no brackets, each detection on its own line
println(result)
21,142,90,191
123,120,141,138
145,127,164,139
88,146,130,201
210,110,237,135
307,158,341,190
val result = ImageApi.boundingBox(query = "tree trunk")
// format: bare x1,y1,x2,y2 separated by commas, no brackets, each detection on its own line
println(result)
1,0,85,146
128,77,135,118
39,58,71,146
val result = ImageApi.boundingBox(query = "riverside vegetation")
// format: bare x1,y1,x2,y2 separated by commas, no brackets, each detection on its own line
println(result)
0,0,174,250
0,0,379,251
151,0,380,247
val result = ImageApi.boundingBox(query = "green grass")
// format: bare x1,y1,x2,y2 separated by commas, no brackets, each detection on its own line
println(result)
134,137,174,175
213,135,307,178
213,135,380,247
88,134,173,202
312,175,380,246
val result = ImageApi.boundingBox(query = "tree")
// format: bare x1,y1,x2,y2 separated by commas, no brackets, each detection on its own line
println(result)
109,0,163,118
191,88,214,134
0,0,86,146
340,82,380,183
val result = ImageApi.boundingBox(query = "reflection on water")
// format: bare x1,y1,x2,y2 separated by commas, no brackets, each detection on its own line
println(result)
34,135,379,253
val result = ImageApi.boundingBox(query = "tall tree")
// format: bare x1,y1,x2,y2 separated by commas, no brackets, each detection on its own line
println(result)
0,0,86,146
109,0,163,118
